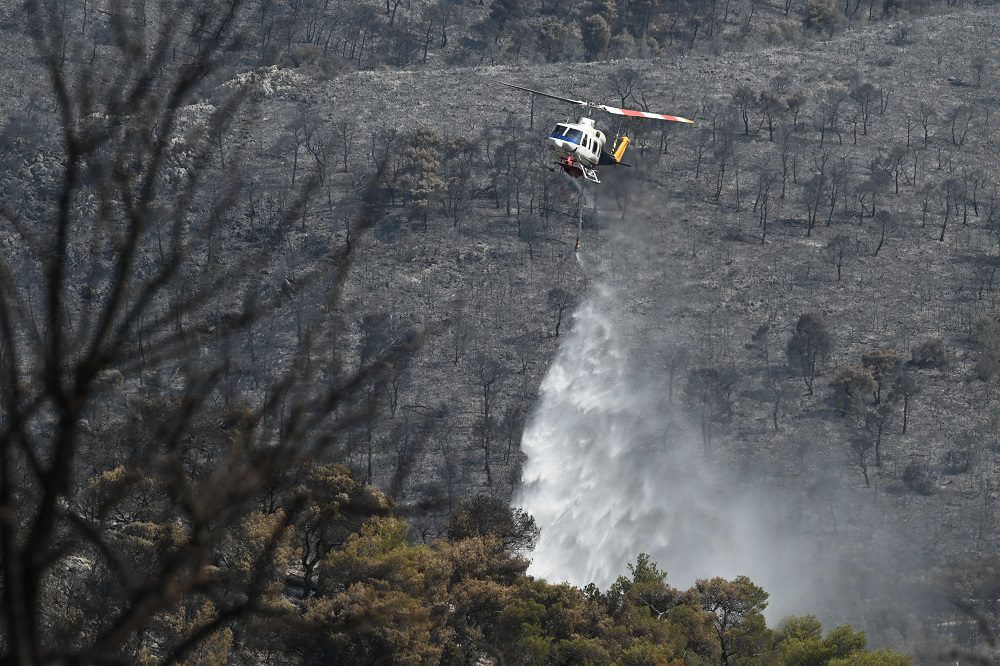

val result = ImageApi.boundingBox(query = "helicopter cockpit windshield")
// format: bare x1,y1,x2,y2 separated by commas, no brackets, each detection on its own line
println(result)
549,125,584,145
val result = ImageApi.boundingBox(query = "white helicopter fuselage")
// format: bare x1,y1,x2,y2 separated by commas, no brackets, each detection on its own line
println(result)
547,116,606,167
503,80,692,185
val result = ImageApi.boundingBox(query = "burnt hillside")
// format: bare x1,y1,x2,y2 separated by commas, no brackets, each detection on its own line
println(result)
1,0,999,662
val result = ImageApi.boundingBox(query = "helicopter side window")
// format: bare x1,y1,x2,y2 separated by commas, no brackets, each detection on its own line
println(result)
562,128,584,145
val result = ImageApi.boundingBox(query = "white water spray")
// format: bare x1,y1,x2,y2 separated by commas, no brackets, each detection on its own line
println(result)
517,174,943,644
516,280,837,620
517,283,674,587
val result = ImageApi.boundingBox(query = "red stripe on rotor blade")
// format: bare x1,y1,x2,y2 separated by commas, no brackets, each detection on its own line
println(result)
607,106,694,123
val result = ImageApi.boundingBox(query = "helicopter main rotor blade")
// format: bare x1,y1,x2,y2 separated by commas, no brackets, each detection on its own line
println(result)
598,104,695,124
501,82,590,108
502,82,695,124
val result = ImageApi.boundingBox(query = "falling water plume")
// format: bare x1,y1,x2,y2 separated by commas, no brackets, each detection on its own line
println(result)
516,171,947,650
517,281,855,621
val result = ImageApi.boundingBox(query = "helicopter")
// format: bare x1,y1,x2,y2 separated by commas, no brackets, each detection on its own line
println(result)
502,82,694,184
